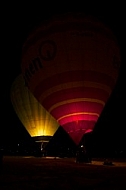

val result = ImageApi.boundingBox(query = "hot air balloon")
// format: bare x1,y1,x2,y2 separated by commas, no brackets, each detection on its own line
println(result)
21,13,121,145
10,74,59,147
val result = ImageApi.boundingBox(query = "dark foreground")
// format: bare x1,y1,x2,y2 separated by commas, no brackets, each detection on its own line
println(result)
0,156,126,190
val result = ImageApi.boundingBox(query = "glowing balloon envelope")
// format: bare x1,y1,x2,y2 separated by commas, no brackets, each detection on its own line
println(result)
21,13,121,145
10,74,59,142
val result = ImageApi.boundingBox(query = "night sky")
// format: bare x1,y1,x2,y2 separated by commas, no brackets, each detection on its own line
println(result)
1,3,125,153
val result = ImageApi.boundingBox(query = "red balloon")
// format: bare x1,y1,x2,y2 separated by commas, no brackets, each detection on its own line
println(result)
21,13,121,145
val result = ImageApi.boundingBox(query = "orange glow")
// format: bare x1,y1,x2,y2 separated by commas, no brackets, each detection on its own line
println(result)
10,74,59,138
